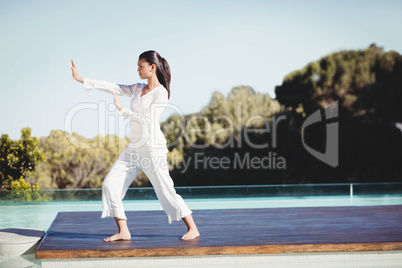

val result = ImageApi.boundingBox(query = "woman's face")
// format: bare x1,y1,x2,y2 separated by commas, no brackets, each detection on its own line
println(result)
137,58,154,79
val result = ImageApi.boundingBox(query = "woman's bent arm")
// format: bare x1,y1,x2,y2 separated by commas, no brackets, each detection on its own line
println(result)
119,107,147,122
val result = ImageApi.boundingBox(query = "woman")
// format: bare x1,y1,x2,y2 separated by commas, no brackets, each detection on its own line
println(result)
71,50,200,241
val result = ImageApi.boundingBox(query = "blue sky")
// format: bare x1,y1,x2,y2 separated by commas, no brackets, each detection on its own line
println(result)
1,0,401,140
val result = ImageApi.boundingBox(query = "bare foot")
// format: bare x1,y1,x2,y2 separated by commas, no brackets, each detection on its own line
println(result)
104,231,131,242
181,229,200,240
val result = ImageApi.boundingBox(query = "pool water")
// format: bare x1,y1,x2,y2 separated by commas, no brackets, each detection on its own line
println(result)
1,194,402,231
1,193,402,268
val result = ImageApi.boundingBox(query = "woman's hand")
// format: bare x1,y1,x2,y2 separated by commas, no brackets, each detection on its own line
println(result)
71,59,84,83
113,91,123,111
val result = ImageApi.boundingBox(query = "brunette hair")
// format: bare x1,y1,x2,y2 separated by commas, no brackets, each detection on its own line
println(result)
139,50,171,99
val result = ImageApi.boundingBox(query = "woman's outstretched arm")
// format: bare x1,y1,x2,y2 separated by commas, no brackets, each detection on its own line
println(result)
71,59,84,83
71,59,137,97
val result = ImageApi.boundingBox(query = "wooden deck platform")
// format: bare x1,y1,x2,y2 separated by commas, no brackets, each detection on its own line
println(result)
36,205,402,259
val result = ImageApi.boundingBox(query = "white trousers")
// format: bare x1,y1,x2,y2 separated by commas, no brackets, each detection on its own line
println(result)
101,146,192,224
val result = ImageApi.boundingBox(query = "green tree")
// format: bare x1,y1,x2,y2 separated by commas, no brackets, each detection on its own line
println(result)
0,127,46,190
34,130,151,189
274,43,402,119
274,44,402,182
8,176,51,202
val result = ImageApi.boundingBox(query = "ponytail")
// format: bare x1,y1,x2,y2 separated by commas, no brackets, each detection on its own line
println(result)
139,51,171,99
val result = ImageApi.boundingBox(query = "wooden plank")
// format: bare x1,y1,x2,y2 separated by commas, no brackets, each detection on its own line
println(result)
36,205,402,259
36,242,402,259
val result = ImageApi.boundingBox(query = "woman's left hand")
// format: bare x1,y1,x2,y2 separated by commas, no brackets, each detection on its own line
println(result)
113,91,123,111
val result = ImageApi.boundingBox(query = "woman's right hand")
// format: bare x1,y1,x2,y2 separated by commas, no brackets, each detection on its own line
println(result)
71,59,84,83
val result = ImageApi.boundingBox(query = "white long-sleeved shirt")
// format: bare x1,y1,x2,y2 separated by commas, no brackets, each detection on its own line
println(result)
83,78,169,153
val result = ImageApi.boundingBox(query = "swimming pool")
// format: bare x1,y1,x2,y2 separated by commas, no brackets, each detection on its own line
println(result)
1,193,402,231
1,183,402,268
